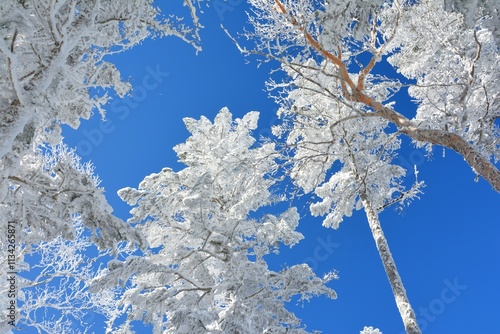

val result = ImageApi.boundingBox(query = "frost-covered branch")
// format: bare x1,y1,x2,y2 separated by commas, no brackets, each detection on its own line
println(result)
0,218,125,333
0,0,205,160
93,109,337,333
1,143,145,249
242,0,500,193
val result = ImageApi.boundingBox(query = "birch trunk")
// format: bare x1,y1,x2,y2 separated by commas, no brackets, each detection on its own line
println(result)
360,192,422,334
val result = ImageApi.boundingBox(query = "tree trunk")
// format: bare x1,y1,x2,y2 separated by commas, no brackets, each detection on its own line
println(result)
360,193,422,334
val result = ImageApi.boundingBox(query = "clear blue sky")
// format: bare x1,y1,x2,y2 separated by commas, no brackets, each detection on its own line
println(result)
61,2,500,333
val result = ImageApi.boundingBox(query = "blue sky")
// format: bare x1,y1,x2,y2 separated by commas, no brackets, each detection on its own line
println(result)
59,2,500,333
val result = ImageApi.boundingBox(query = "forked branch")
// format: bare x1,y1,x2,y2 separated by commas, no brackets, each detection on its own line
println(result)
273,0,500,193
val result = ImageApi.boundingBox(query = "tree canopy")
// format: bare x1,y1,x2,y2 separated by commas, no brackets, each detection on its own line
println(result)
0,0,498,333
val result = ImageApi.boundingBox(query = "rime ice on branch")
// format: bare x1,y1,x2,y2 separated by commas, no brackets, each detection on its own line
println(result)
93,109,337,333
238,0,499,332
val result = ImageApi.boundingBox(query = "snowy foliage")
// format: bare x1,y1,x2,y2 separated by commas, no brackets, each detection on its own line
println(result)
92,109,337,333
273,62,423,229
0,0,497,332
0,0,204,159
0,143,144,249
0,0,204,288
0,143,143,331
246,0,500,194
238,0,499,332
0,0,208,272
360,326,383,334
440,0,500,43
0,2,203,329
0,218,122,333
383,1,500,162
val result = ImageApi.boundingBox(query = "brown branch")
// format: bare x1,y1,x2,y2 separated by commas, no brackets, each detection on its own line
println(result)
357,53,377,91
375,106,500,193
274,0,500,193
274,0,377,106
274,0,357,94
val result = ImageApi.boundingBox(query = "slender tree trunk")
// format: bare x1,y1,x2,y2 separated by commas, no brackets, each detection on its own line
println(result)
360,192,422,334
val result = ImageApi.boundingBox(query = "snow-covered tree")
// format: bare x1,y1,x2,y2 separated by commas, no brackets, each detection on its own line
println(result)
91,108,337,333
0,0,203,159
272,71,423,333
360,327,383,334
0,2,204,328
441,0,500,43
1,0,496,332
0,217,128,333
233,0,499,333
0,143,142,332
0,0,205,243
0,143,145,248
242,0,499,191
